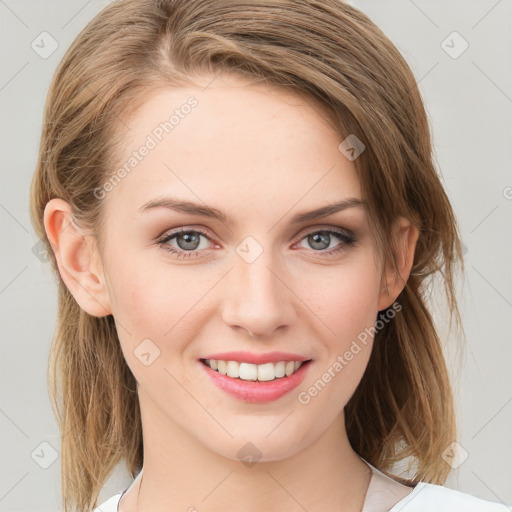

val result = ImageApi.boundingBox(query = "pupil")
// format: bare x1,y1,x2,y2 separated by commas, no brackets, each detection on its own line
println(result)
310,232,329,250
178,232,199,250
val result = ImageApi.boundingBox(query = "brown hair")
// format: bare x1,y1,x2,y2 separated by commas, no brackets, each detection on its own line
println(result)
29,1,464,510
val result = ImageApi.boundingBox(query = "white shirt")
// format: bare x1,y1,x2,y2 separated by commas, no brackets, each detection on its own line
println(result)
92,457,511,512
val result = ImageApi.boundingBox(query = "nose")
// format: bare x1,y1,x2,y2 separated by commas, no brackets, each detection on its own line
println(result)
221,246,296,339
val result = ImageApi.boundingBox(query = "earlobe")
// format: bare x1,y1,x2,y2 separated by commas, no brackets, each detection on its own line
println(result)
377,217,419,311
43,198,112,317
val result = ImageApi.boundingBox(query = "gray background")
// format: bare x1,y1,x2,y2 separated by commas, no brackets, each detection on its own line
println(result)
1,0,511,510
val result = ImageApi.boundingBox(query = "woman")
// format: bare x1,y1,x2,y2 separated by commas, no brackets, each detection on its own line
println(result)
30,0,510,511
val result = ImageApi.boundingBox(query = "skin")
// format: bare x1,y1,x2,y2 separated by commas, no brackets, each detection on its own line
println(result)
44,73,418,512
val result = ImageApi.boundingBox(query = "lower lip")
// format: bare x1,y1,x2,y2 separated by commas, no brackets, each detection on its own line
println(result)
198,360,313,403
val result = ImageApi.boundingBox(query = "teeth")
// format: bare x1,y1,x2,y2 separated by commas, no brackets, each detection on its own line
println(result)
204,359,306,381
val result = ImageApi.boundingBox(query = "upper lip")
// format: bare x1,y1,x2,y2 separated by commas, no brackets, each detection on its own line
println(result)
200,351,312,365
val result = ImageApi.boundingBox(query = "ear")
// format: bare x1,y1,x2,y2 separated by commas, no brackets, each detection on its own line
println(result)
43,198,112,317
377,216,419,311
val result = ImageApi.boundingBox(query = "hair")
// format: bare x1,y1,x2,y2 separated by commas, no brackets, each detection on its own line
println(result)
29,0,465,510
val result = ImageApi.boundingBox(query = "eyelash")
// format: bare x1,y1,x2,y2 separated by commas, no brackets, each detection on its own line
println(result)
155,226,356,259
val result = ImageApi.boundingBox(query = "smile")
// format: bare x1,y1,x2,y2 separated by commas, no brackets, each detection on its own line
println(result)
198,358,314,403
201,358,310,381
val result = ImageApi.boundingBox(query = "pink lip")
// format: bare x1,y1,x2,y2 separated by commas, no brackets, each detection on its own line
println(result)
200,351,311,365
198,359,313,403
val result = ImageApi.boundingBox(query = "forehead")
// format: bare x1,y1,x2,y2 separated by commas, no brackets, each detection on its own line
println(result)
100,75,361,222
122,74,339,145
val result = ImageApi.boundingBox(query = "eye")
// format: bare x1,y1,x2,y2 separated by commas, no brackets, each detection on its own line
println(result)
294,228,356,255
155,226,356,259
156,228,215,259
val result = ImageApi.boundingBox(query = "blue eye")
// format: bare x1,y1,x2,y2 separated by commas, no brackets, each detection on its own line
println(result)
155,227,356,259
295,229,356,253
156,229,211,259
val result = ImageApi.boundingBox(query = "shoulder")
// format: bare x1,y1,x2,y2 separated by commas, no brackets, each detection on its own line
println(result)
392,481,511,512
91,492,123,512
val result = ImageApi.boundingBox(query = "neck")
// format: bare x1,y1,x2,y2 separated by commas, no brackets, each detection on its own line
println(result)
122,391,372,512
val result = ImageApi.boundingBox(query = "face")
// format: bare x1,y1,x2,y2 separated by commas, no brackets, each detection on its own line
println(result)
94,74,393,462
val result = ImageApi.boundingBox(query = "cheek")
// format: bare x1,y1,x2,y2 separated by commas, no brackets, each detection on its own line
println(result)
107,263,208,392
106,255,206,347
109,257,230,374
301,256,382,344
297,261,381,411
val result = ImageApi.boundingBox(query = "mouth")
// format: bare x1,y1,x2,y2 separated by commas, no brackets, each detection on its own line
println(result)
199,358,313,382
198,357,314,403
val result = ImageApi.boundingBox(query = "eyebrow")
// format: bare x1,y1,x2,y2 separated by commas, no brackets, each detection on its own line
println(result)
138,196,365,225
